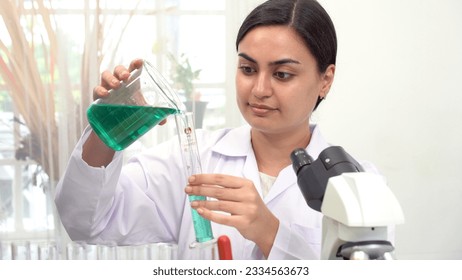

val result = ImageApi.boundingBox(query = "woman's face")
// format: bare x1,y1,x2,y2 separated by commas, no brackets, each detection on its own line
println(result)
236,25,334,135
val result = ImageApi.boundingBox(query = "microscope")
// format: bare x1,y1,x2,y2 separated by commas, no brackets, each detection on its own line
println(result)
291,146,404,260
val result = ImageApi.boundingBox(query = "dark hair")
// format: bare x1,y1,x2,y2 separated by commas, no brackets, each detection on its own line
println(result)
236,0,337,109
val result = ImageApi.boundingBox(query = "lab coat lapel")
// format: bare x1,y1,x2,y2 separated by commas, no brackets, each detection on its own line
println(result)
242,147,262,194
263,166,297,203
212,125,262,194
240,142,297,204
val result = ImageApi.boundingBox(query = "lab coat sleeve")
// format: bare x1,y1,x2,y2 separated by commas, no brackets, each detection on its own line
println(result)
54,127,124,241
54,127,178,244
267,218,322,260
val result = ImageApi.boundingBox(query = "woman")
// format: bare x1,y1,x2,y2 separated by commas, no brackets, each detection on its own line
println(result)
55,0,377,259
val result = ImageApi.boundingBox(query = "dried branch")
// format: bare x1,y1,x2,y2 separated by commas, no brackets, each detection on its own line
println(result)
0,0,59,181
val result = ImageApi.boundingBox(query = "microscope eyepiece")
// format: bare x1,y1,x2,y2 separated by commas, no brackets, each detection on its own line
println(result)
290,148,313,174
290,146,364,212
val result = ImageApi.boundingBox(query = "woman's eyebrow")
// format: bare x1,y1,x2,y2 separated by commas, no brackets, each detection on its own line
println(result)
238,53,300,65
270,58,300,65
238,53,256,63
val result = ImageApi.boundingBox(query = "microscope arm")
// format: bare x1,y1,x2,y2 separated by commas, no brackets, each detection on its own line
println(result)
321,172,404,259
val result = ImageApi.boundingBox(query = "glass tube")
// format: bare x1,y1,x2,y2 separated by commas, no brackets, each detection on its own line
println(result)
175,112,214,243
11,240,31,260
189,238,219,260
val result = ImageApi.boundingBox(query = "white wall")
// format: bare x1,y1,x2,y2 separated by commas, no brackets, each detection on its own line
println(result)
315,0,462,259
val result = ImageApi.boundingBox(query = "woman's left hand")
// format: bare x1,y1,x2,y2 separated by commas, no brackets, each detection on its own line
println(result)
185,173,279,258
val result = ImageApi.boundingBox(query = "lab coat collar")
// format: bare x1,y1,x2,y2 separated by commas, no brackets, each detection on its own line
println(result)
264,124,332,203
211,124,329,159
210,124,331,203
306,124,331,160
212,125,253,157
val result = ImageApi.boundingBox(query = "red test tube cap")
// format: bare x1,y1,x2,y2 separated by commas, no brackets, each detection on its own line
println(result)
217,235,233,260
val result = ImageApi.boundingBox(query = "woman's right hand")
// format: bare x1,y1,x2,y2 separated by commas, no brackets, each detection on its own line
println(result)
92,58,144,101
83,59,168,167
83,59,145,167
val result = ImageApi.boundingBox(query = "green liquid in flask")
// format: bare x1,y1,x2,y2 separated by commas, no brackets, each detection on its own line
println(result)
87,104,179,151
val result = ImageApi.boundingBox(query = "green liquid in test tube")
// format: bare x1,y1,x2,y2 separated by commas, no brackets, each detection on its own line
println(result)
175,112,214,243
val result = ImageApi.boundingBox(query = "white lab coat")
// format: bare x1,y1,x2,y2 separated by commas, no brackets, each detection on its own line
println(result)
54,124,378,260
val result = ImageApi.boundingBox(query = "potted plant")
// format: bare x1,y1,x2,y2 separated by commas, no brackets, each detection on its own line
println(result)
168,53,208,128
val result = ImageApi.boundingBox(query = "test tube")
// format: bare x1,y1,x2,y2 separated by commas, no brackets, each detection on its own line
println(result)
175,112,214,243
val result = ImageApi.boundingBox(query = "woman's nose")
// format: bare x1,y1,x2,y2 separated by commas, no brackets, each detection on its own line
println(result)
251,73,272,99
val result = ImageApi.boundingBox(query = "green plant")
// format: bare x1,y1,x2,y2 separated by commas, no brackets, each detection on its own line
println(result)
168,53,201,101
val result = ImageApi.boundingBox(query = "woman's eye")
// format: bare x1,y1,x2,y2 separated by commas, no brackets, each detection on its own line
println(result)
274,72,292,80
239,66,255,74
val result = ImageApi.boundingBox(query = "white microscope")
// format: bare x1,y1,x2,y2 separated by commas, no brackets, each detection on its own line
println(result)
290,146,404,260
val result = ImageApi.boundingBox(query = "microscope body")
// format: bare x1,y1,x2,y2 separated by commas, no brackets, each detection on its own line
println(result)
291,146,404,260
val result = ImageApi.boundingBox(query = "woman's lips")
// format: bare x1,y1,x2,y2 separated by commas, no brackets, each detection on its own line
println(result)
249,103,277,115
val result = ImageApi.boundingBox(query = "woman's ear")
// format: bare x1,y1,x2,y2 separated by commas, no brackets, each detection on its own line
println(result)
319,64,336,99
